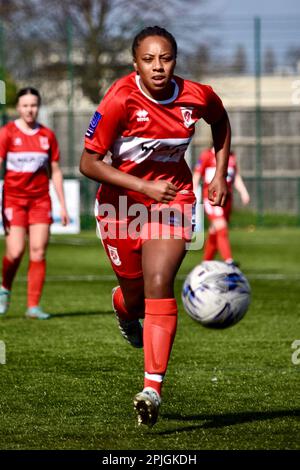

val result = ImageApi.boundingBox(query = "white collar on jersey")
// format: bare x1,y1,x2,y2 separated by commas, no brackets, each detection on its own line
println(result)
135,74,179,104
14,119,41,136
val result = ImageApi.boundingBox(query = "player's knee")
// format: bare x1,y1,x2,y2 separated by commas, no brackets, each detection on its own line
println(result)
29,246,46,262
145,272,173,298
6,248,25,262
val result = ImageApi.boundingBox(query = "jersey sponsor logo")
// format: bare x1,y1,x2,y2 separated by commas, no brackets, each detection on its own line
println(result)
39,136,50,150
107,244,121,266
6,151,48,173
136,109,149,122
180,107,196,128
14,137,22,146
113,136,191,164
85,111,102,138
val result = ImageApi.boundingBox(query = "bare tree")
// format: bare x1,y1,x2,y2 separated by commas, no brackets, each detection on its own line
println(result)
231,45,247,74
1,0,205,104
264,47,276,74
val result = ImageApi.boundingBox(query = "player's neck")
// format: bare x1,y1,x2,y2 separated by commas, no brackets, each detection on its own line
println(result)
16,118,39,132
140,80,175,102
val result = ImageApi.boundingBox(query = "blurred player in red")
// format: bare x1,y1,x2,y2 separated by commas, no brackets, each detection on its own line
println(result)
80,26,231,426
193,146,250,264
0,87,69,319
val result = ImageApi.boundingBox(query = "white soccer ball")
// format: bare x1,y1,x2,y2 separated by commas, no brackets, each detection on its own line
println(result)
181,261,251,329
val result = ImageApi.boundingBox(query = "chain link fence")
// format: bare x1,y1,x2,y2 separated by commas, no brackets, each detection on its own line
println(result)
1,10,300,227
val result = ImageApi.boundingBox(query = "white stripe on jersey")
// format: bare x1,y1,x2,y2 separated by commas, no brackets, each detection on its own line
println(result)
112,136,191,164
6,151,48,173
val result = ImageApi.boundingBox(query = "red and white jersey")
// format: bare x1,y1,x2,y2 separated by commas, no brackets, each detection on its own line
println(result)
84,71,225,207
0,120,60,197
194,148,237,199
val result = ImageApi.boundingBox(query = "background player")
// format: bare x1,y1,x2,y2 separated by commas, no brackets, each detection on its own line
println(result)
0,87,69,319
80,26,231,427
193,146,250,264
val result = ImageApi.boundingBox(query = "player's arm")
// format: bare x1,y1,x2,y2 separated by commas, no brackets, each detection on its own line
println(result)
208,111,231,206
234,164,250,205
51,161,70,226
79,148,178,203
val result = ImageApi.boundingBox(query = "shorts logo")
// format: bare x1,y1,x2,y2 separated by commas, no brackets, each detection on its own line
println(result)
39,136,50,150
181,107,196,128
107,244,121,266
136,109,149,122
85,111,102,138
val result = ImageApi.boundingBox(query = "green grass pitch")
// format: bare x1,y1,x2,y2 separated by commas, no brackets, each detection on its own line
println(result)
0,227,299,450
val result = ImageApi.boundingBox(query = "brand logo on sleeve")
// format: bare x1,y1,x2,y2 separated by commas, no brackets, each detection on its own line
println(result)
85,111,102,138
136,109,149,122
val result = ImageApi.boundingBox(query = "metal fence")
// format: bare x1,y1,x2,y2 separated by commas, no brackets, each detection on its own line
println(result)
1,12,300,227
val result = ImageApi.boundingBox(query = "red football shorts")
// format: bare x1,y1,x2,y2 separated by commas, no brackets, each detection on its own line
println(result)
203,196,232,222
2,192,52,233
96,191,196,279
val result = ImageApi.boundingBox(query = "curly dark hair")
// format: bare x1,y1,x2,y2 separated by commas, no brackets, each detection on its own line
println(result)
132,26,177,59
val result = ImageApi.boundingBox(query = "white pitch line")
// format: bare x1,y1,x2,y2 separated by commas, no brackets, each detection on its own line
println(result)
14,273,300,283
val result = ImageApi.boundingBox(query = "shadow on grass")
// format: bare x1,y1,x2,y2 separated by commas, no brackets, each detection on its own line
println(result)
50,310,113,318
158,409,300,435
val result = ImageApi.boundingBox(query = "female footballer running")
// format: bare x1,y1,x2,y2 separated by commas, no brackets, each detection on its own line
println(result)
80,26,231,427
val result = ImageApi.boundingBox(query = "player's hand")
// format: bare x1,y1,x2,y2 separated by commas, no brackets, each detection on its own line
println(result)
208,175,228,206
60,208,70,226
142,180,178,203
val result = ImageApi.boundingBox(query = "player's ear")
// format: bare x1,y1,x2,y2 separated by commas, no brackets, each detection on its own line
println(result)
133,59,139,73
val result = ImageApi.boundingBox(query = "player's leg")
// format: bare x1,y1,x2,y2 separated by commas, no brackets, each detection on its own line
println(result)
203,223,217,260
133,238,186,426
212,216,233,263
97,213,145,346
203,198,218,260
112,275,145,348
26,223,50,319
0,226,26,315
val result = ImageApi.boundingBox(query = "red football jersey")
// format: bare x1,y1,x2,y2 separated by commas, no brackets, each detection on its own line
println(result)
84,71,225,207
0,120,60,197
194,148,237,198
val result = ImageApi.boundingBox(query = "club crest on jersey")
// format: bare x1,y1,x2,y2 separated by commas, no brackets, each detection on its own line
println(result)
85,111,102,138
136,109,149,122
39,136,50,150
181,107,196,128
107,244,121,266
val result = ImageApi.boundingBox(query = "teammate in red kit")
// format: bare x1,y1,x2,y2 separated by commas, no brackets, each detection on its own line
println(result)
193,146,250,264
0,87,69,319
80,26,231,427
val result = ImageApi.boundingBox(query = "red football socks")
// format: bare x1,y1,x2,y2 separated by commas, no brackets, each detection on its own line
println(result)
2,256,21,290
216,226,232,262
27,260,46,308
143,298,178,396
203,230,217,260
